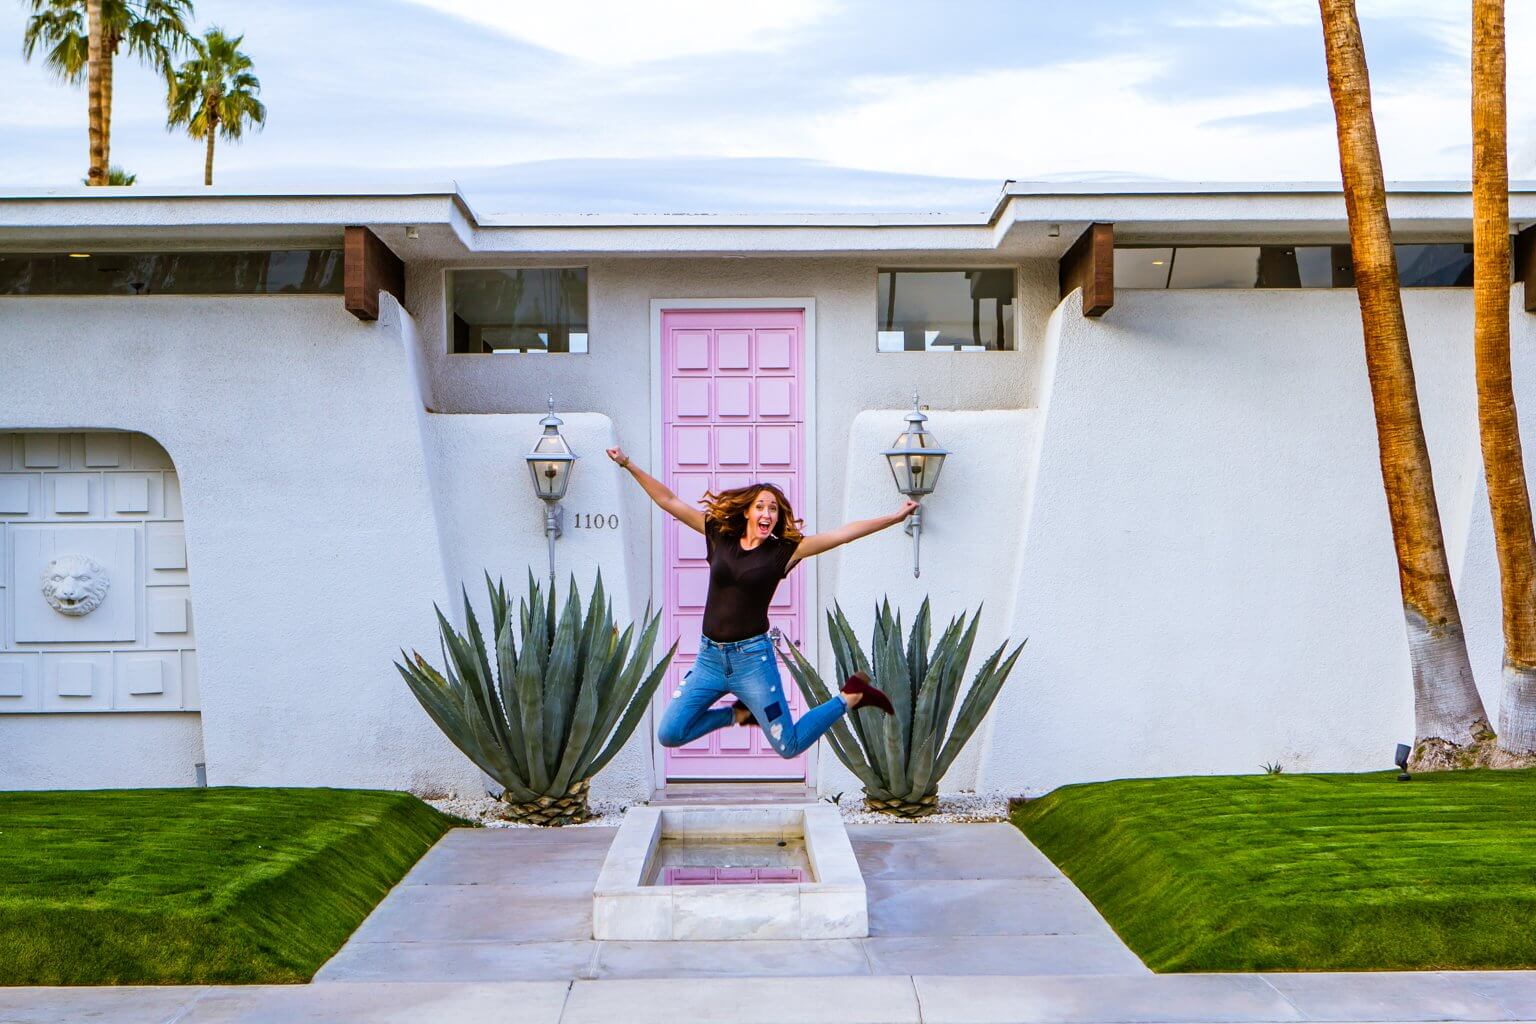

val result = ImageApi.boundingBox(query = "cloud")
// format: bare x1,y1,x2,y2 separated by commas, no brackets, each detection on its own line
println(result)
454,156,998,213
399,0,829,65
1202,102,1335,133
3,0,1530,209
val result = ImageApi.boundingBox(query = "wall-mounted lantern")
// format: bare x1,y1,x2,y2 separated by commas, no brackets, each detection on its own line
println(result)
525,395,577,586
882,390,949,578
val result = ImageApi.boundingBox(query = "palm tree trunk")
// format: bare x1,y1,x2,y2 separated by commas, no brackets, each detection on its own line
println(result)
1471,0,1536,755
84,0,106,186
204,98,218,186
100,32,119,180
1319,0,1493,766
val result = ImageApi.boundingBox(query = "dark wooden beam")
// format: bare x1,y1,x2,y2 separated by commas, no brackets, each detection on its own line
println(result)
1517,225,1536,314
1059,222,1114,317
344,226,406,321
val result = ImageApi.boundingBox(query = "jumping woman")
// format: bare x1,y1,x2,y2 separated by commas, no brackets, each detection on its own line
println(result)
607,445,917,758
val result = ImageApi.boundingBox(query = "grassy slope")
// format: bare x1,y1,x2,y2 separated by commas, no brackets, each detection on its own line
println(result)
0,788,452,985
1013,769,1536,972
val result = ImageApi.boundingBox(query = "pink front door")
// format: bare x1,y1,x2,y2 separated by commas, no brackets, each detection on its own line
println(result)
660,308,807,780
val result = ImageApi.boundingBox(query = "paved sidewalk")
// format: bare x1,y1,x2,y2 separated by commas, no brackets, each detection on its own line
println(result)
5,972,1536,1023
313,822,1148,981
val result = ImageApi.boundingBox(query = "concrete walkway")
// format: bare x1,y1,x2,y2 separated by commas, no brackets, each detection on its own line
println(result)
7,824,1536,1022
7,972,1536,1023
313,822,1148,981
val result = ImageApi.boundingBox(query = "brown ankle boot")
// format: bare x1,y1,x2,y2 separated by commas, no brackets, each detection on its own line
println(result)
841,671,895,715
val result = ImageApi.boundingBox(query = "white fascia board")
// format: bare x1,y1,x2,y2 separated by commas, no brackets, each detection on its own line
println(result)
994,182,1536,250
3,180,1534,259
1001,179,1536,196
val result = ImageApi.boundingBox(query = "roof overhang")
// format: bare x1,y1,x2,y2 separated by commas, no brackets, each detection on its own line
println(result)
3,180,1535,262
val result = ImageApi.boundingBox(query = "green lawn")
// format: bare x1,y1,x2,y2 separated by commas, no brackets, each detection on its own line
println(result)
1013,768,1536,972
0,788,455,985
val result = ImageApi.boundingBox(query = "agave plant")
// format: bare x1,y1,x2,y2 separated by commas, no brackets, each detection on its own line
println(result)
783,599,1024,818
397,572,674,826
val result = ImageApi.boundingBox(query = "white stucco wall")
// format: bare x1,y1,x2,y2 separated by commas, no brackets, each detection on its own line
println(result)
423,411,653,802
6,261,1532,805
0,295,481,795
817,410,1037,797
979,289,1527,796
407,257,1053,649
1,713,204,789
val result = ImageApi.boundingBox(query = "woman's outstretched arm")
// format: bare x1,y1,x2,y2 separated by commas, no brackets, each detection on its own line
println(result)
789,500,919,568
607,446,707,534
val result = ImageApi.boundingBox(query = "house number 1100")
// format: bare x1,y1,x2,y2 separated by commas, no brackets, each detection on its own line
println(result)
573,513,619,530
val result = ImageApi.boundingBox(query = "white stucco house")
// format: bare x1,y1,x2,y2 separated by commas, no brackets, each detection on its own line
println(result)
3,181,1535,802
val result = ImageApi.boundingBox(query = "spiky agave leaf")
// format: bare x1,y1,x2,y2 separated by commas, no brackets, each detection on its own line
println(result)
398,572,675,820
783,599,1024,810
541,581,584,778
781,639,882,790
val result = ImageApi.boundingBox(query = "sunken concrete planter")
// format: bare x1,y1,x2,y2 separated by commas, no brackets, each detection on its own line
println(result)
593,805,868,941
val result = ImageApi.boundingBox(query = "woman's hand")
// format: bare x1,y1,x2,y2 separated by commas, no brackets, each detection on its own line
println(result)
606,446,631,468
893,499,920,522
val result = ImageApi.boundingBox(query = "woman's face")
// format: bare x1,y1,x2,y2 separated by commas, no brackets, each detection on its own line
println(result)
749,490,780,540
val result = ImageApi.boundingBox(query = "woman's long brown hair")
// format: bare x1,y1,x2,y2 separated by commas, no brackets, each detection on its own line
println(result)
701,482,804,543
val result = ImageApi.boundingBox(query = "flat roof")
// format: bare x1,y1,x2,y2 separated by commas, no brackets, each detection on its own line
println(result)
2,180,1533,261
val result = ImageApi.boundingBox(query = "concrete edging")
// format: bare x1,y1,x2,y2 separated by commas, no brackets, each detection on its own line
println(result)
5,972,1536,1023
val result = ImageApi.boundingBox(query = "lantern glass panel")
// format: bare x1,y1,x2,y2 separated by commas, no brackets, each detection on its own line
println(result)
528,457,572,500
911,451,944,494
533,434,571,456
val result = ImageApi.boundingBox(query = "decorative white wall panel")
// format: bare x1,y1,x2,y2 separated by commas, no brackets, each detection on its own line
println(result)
14,527,136,641
0,431,200,715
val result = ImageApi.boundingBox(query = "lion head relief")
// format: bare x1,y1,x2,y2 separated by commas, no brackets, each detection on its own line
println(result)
41,554,111,617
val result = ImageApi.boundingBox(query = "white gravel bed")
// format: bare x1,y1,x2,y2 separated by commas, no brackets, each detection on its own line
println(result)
832,792,1011,824
425,795,628,828
426,791,1010,828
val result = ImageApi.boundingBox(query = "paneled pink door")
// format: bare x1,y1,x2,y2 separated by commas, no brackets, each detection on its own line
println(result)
660,309,807,780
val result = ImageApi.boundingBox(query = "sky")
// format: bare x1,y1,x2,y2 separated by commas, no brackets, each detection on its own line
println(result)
2,0,1534,214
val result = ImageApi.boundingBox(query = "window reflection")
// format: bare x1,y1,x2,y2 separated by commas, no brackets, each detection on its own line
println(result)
1397,244,1474,287
876,269,1015,352
1115,243,1480,289
0,250,343,295
450,268,589,354
1168,247,1261,288
1113,248,1173,289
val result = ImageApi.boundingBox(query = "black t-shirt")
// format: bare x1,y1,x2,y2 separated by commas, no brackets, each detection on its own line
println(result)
700,520,801,643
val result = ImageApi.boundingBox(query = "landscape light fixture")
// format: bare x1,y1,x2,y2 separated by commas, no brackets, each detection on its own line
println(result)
1394,743,1412,782
882,390,949,579
524,395,577,587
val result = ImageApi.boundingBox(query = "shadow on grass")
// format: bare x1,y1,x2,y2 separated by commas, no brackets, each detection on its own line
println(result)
0,787,454,985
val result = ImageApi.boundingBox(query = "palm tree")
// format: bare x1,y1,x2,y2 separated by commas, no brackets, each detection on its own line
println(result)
80,164,137,185
1318,0,1494,768
164,28,264,186
22,0,193,186
1470,0,1536,757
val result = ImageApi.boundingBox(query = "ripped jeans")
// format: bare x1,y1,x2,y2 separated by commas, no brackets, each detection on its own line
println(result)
656,632,848,759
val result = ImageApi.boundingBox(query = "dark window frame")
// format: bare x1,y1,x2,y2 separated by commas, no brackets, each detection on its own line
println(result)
875,266,1019,353
446,266,591,355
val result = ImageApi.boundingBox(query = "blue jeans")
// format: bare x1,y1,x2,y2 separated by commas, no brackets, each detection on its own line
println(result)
657,632,848,759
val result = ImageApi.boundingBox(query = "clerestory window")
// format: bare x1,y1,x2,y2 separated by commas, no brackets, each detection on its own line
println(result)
449,268,589,354
876,269,1016,352
1114,243,1488,289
